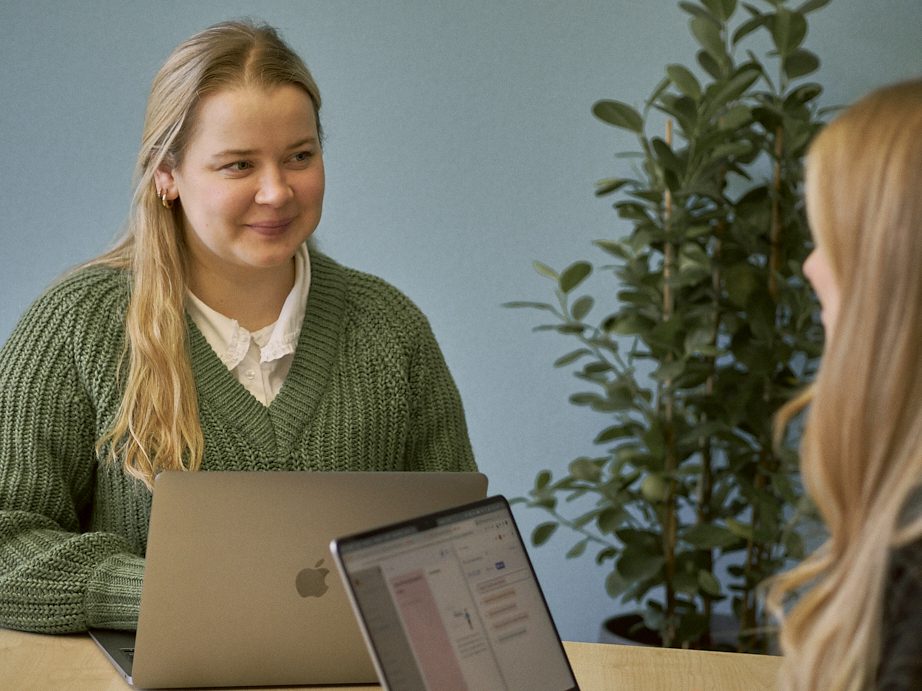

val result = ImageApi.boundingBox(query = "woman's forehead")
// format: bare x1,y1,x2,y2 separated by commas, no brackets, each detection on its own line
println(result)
186,85,318,153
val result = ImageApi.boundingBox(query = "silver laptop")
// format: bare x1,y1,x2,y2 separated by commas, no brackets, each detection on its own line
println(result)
89,470,487,689
330,495,579,691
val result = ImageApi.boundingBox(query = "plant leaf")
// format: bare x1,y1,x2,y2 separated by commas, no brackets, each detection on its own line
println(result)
566,538,589,559
571,295,595,321
569,392,605,408
616,201,653,222
708,66,761,111
683,523,741,548
652,137,683,175
719,104,752,130
570,458,603,482
605,568,632,598
553,348,592,368
710,140,754,160
732,14,768,46
593,99,644,133
666,64,702,100
556,323,586,335
657,94,699,131
783,49,820,79
560,261,592,293
617,545,665,581
725,263,759,306
653,359,686,382
783,530,805,559
596,547,618,565
771,8,808,56
593,239,630,259
503,300,556,311
597,507,624,535
596,178,631,196
691,15,727,64
697,50,723,80
679,1,716,21
532,522,559,546
726,518,755,541
797,0,832,14
702,0,737,22
698,569,723,596
595,424,640,444
533,260,558,280
785,82,822,105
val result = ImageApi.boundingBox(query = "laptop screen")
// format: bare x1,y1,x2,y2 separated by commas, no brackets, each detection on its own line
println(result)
332,496,580,691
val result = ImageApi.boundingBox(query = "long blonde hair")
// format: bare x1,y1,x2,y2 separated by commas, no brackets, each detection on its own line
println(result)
93,20,322,488
768,78,922,690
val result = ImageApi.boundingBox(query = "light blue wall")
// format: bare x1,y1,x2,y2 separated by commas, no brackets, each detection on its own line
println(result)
1,1,918,642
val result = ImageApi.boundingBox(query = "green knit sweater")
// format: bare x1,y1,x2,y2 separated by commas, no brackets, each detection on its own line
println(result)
0,251,476,634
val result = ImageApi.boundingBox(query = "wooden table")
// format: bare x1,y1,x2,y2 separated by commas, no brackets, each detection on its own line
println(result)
1,626,780,690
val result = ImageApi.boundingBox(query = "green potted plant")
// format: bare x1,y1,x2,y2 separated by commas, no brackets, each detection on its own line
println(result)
507,0,828,651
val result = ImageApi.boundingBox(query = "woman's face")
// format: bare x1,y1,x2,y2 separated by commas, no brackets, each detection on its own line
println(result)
803,158,842,339
803,244,841,338
158,84,325,285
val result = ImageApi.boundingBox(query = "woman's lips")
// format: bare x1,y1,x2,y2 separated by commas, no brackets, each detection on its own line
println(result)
246,218,294,236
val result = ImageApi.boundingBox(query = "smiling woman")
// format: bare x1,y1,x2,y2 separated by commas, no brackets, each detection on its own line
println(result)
158,84,326,330
0,20,476,635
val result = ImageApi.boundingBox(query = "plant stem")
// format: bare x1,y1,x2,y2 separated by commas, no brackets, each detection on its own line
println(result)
769,126,784,302
661,118,678,648
697,170,726,647
743,122,785,651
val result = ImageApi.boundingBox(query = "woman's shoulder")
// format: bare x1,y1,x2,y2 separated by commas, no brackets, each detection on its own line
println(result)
0,263,130,382
311,251,430,326
7,264,129,344
46,264,128,314
889,533,922,585
890,488,922,580
877,531,922,689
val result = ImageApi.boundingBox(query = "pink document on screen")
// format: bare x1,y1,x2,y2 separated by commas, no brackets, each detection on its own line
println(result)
392,571,467,691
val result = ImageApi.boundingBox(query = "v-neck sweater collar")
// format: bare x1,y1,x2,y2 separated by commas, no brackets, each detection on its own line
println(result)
187,251,346,457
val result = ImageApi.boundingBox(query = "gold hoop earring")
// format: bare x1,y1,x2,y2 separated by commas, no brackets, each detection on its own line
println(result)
158,188,174,209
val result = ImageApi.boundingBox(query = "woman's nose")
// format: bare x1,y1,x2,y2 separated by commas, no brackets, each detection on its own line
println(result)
255,168,294,206
802,249,817,281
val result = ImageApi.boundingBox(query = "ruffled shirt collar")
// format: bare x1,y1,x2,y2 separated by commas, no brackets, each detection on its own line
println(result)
186,244,311,370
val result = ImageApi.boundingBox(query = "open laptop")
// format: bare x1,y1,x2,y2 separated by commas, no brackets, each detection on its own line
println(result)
89,470,487,689
330,495,580,691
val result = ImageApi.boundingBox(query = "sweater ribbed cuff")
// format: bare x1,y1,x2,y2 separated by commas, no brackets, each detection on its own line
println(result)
84,553,145,630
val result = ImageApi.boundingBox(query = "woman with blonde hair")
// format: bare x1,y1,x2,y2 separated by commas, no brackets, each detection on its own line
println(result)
0,20,475,634
769,78,922,689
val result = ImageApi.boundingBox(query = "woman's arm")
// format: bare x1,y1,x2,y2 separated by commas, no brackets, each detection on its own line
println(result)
0,271,145,633
404,313,477,473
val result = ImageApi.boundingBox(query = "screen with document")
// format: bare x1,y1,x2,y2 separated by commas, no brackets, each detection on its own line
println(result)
331,496,580,691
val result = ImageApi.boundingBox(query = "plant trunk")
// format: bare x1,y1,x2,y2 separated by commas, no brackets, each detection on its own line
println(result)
769,126,784,302
660,120,678,648
739,125,786,652
697,198,726,647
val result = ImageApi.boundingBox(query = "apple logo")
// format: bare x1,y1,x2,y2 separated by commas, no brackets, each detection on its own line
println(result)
296,558,330,598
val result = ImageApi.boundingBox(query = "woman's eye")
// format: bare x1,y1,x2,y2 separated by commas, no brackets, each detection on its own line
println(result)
291,151,314,164
224,161,252,172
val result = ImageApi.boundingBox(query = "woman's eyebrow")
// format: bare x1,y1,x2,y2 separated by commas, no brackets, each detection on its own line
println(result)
211,137,320,160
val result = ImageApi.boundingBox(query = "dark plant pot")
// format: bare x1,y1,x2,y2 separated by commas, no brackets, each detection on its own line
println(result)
599,612,740,650
599,613,663,647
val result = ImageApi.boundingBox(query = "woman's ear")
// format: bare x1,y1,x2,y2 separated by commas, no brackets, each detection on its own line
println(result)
153,162,179,204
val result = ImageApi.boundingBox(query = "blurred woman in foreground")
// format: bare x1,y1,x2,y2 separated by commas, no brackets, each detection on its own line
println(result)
769,79,922,690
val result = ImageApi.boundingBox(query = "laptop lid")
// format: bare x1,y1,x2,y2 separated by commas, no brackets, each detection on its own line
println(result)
93,470,487,689
331,495,580,691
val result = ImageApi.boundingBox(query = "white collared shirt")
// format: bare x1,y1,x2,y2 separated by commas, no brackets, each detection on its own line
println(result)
186,244,311,406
